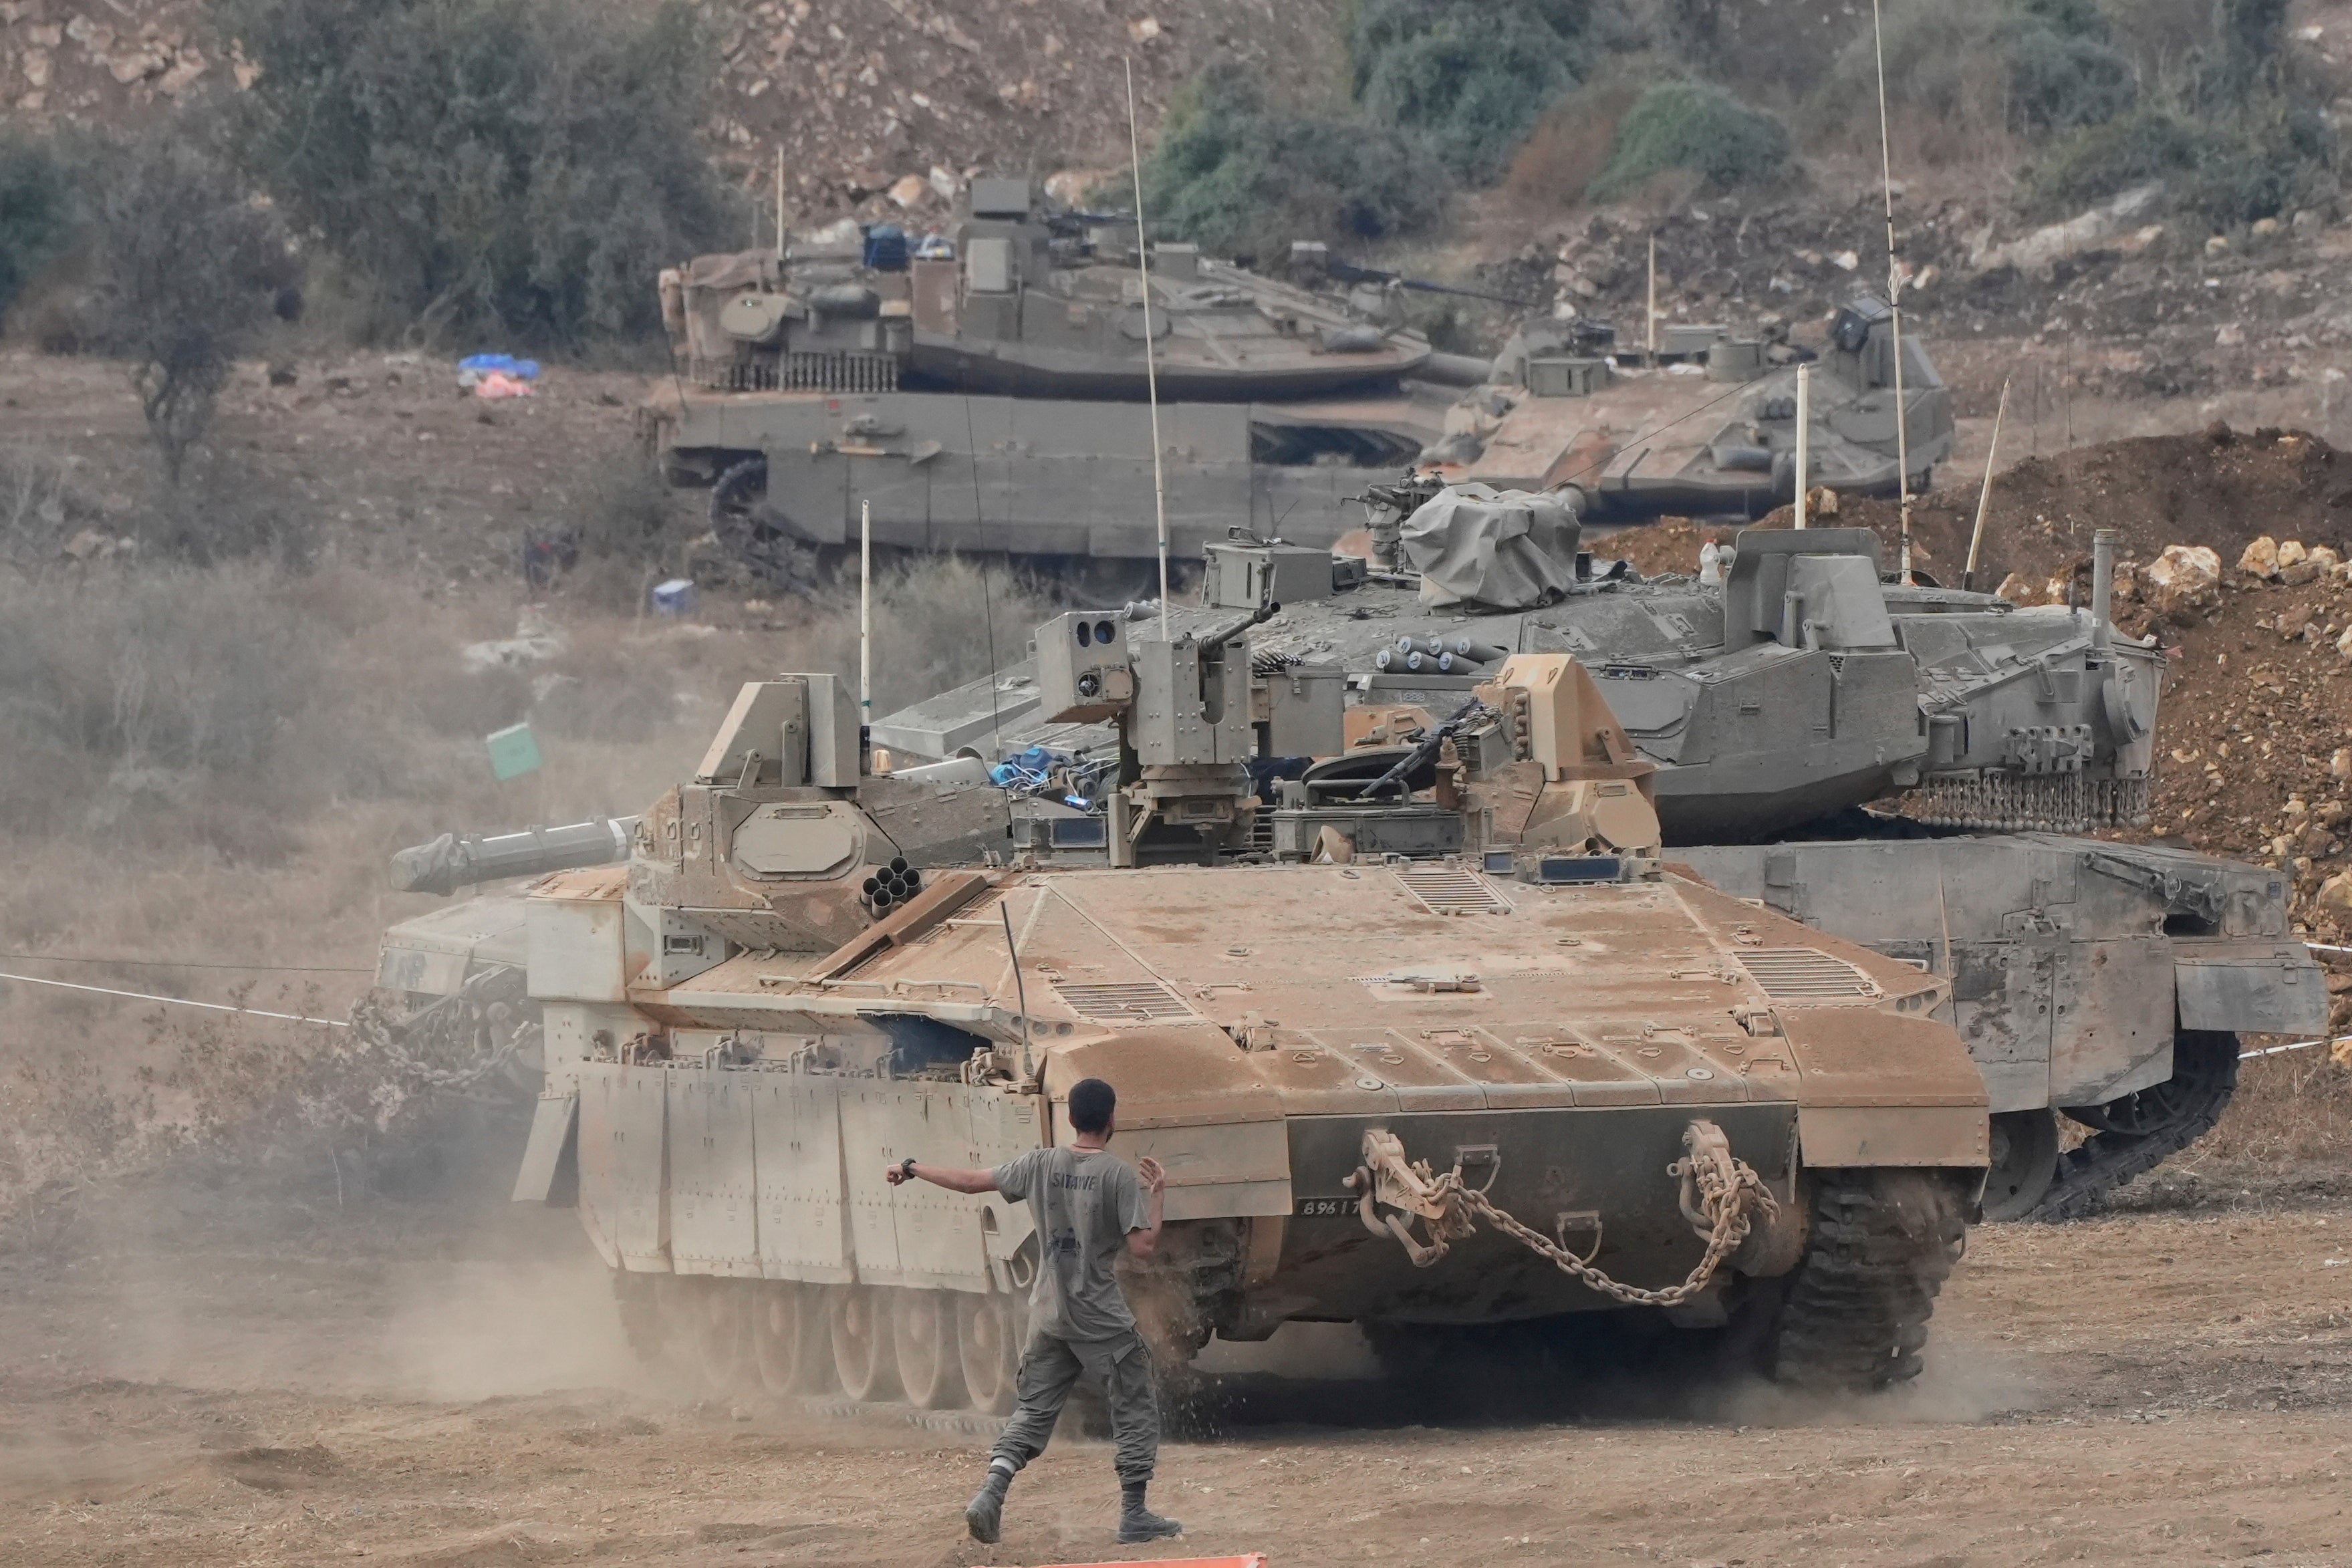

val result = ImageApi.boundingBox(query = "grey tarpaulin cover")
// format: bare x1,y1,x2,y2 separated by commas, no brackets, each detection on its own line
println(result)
1402,483,1580,610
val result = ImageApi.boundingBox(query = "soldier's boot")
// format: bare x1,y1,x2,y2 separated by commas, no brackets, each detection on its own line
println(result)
1117,1480,1182,1543
966,1460,1015,1544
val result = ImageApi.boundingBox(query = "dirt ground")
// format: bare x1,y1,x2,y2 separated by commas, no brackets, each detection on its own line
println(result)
0,1162,2345,1568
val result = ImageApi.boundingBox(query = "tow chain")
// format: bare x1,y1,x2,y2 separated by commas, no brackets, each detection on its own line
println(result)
346,994,534,1092
1345,1121,1776,1309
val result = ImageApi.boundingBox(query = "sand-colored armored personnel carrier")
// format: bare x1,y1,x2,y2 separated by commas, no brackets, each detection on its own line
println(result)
1423,297,1955,519
410,612,1988,1412
646,178,1485,580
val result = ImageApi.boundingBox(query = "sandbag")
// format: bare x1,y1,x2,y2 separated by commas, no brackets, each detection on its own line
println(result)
1400,483,1581,610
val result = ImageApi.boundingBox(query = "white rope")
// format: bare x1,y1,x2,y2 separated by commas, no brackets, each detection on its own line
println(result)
0,970,350,1027
2240,1035,2346,1060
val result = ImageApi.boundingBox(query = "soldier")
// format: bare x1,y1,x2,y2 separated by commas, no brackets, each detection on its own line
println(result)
884,1075,1182,1545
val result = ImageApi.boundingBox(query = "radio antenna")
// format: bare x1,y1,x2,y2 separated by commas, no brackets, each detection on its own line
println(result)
858,498,872,735
1125,56,1171,638
1964,378,2010,592
1870,0,1915,584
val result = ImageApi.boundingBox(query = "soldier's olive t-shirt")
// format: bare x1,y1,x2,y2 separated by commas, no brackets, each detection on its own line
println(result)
991,1145,1150,1343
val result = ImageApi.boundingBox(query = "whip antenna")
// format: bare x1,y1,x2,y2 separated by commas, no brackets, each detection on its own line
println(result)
859,498,872,737
1965,379,2009,592
1793,363,1811,529
1125,56,1171,638
1870,0,1915,583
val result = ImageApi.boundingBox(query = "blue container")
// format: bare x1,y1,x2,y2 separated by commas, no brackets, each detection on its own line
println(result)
651,577,696,616
862,224,910,271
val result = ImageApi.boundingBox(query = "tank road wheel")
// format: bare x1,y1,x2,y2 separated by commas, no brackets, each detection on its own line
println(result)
1766,1169,1969,1392
708,457,821,590
956,1293,1023,1416
753,1283,824,1396
829,1286,902,1403
694,1280,754,1390
1981,1109,2062,1222
894,1290,970,1410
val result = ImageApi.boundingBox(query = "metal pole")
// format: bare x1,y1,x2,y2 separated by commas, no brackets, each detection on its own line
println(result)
1793,364,1810,529
774,146,786,261
1870,0,1914,583
1646,234,1658,363
1964,378,2009,592
1125,57,1171,638
859,498,872,735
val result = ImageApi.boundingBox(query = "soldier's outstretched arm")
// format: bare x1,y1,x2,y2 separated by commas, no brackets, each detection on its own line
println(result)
1125,1156,1166,1259
884,1158,999,1194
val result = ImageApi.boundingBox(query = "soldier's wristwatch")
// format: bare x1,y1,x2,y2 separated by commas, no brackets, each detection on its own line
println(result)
898,1156,917,1182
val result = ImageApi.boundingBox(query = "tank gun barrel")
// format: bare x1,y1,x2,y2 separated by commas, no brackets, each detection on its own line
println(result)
1323,257,1539,311
390,817,638,897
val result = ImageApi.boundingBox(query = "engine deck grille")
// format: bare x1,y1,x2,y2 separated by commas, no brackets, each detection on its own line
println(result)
1050,981,1195,1021
1736,948,1879,998
1392,864,1515,917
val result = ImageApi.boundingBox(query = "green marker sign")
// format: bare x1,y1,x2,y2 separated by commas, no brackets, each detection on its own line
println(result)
485,721,542,781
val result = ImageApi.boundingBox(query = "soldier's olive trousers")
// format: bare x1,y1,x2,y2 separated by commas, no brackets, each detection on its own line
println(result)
987,1326,1159,1484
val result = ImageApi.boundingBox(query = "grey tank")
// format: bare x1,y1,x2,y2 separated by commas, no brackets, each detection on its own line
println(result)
648,177,1482,581
876,518,2161,845
859,510,2321,1220
1427,299,1955,520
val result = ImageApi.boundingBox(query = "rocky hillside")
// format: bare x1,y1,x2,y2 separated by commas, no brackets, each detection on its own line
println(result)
1,0,1345,218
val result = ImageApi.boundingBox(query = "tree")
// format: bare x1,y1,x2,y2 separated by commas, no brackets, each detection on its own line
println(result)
0,130,79,321
217,0,733,348
89,132,289,485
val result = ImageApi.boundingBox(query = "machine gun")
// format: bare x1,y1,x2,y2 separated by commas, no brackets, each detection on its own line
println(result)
1359,698,1491,800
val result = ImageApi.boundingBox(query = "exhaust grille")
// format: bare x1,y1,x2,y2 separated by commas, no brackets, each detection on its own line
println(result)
1392,864,1515,917
1736,948,1878,998
1051,981,1194,1021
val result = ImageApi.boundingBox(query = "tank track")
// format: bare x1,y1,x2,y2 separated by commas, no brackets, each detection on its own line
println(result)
1768,1169,1970,1391
708,457,824,591
2024,1030,2240,1222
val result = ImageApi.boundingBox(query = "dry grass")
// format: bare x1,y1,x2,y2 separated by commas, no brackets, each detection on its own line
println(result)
0,552,1054,1224
2202,1051,2352,1167
1502,82,1645,214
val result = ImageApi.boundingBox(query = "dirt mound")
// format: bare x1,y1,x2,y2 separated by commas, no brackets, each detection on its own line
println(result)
1606,424,2352,593
1815,424,2352,595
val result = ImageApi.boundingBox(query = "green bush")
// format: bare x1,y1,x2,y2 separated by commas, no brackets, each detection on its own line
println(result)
216,0,734,348
2022,99,2331,224
1346,0,1590,182
1141,62,1446,259
0,131,80,321
1812,0,2135,144
2020,108,2208,214
1587,81,1788,201
2176,102,2334,225
2007,0,2138,132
